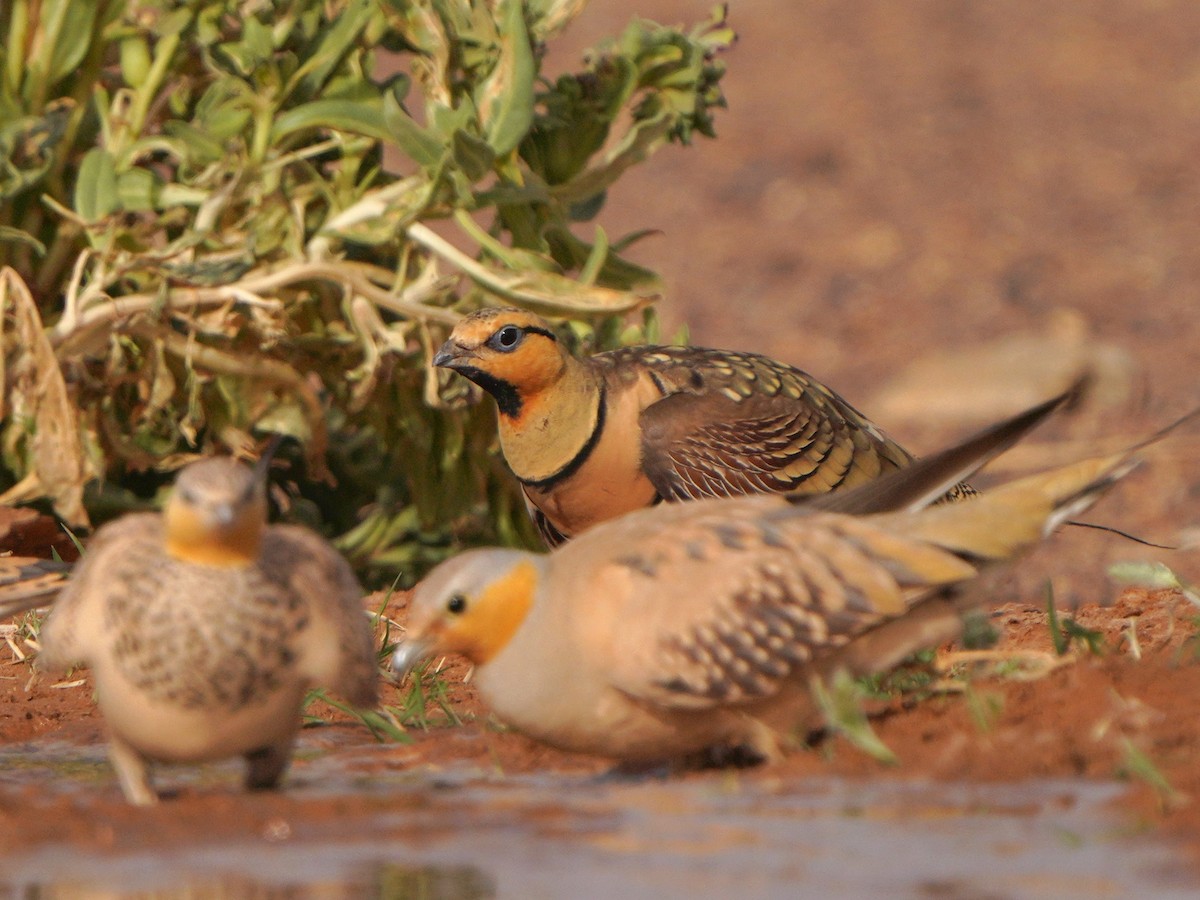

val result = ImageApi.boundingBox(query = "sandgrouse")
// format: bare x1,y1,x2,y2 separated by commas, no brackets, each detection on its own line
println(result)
37,450,379,805
392,390,1147,764
434,307,970,547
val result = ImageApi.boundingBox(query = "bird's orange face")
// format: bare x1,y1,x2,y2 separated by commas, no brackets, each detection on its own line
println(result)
433,308,567,420
394,550,539,672
163,458,268,567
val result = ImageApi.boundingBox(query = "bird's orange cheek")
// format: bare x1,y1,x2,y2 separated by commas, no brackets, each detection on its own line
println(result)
455,562,538,664
496,348,564,396
433,612,516,665
409,615,479,660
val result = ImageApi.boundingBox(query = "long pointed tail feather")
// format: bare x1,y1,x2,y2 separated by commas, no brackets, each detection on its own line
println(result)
802,378,1087,517
895,450,1140,563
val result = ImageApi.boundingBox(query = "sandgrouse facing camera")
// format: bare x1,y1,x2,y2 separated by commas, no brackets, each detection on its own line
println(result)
393,391,1144,765
434,307,970,547
37,450,379,806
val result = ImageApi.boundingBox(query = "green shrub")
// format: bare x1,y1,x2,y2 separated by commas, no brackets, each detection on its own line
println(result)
0,0,731,583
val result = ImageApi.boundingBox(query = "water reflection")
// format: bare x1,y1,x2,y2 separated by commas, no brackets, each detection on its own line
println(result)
1,746,1197,900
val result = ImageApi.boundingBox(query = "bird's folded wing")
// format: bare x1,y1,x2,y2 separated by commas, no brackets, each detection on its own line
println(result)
639,388,910,502
34,514,161,668
265,526,379,709
602,512,976,712
798,380,1083,516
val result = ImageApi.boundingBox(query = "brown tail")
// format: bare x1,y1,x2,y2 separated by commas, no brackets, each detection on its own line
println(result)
803,379,1086,517
893,451,1139,563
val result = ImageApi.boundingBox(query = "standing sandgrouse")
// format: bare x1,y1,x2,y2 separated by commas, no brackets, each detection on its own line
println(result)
392,391,1144,764
37,450,379,805
434,307,968,547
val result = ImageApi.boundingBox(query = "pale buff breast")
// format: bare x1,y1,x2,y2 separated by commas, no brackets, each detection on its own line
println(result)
92,658,307,763
470,551,760,762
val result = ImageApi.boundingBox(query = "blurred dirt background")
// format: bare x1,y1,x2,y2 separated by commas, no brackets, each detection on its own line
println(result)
4,0,1200,877
552,0,1200,641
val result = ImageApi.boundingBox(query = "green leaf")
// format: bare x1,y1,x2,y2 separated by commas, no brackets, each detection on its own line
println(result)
1108,560,1184,591
119,36,153,89
1118,739,1184,812
74,148,119,222
542,224,662,290
577,226,608,286
382,92,444,169
0,227,46,256
116,168,160,212
567,191,607,222
194,80,256,140
162,122,228,166
429,101,474,137
293,0,375,99
452,128,496,181
477,0,535,156
811,670,897,764
42,0,99,86
273,97,391,143
218,17,275,76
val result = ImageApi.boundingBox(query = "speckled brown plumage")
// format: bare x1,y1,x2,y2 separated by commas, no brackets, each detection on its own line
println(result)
394,392,1138,764
434,308,969,547
602,345,912,497
37,457,378,805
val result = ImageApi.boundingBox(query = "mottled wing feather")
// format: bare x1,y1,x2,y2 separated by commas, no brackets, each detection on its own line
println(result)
261,526,379,708
37,514,162,670
104,558,313,712
624,346,913,503
799,383,1081,516
604,511,976,711
523,492,570,549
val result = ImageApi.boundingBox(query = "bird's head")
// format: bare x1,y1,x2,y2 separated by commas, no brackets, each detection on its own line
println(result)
163,453,271,566
433,308,569,419
391,548,541,676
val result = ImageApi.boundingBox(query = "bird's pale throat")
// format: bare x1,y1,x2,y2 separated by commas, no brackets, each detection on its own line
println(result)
499,370,603,485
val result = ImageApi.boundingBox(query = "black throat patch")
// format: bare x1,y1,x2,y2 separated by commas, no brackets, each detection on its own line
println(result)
456,366,523,418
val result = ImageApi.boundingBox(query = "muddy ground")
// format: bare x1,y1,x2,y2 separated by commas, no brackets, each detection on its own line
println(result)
3,0,1200,891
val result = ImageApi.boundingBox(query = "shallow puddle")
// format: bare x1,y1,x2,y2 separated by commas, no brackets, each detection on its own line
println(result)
1,738,1197,899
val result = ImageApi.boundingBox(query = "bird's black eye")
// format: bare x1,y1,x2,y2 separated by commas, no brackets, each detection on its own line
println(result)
447,594,468,615
489,325,524,352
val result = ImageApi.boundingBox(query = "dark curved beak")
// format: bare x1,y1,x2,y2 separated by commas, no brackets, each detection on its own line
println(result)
252,433,286,483
433,339,475,370
391,637,433,678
